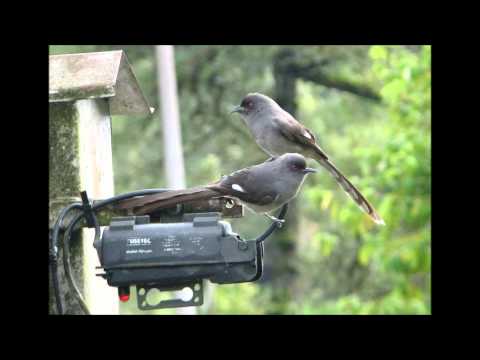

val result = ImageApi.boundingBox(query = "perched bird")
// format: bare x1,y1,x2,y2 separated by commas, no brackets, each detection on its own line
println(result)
116,153,316,223
231,93,384,225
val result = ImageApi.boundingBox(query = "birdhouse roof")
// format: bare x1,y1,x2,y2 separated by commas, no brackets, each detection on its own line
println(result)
49,50,154,116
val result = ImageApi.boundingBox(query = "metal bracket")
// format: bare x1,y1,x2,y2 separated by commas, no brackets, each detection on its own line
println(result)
136,281,203,310
250,242,264,282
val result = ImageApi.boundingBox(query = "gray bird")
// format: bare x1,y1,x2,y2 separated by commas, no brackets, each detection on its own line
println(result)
116,153,316,223
231,93,385,225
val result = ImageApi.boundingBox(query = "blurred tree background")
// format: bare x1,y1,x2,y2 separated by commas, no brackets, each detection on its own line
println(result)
49,45,431,315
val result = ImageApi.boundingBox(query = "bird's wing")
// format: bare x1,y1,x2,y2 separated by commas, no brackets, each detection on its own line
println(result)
273,113,329,160
209,167,278,206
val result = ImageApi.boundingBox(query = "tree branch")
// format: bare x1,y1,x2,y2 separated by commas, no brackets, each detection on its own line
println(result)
274,49,381,102
292,64,381,102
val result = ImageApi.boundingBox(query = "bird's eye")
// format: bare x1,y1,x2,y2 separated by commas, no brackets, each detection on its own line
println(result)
246,101,253,108
289,162,305,172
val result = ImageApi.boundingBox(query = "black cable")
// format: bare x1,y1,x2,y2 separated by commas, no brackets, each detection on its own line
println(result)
54,189,168,314
50,203,82,314
51,203,83,260
62,212,92,314
49,231,63,315
255,203,289,244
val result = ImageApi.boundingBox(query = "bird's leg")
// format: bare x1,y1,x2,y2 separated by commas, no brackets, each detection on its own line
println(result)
264,213,285,228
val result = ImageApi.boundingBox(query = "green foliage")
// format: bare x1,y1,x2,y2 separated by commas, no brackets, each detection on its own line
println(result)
206,283,269,314
49,45,431,314
298,45,431,314
291,290,429,315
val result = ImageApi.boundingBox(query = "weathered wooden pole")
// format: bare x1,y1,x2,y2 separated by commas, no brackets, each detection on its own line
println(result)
155,45,197,315
156,46,186,190
49,50,153,314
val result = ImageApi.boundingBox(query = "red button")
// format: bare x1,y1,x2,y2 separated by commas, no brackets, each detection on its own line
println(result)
119,294,130,302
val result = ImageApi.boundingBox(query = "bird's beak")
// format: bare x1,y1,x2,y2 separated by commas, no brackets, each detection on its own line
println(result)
303,167,317,174
230,105,244,115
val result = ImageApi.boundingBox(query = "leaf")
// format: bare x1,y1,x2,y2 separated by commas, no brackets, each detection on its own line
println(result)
358,243,373,265
369,46,388,61
321,190,334,210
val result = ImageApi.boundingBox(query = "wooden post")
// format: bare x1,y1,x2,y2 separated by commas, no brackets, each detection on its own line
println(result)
156,46,186,190
49,50,153,314
156,45,197,315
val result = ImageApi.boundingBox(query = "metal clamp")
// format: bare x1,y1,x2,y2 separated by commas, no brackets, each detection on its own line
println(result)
136,281,204,310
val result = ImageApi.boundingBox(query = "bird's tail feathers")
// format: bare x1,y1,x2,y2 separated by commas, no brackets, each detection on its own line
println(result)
314,155,385,225
115,187,220,215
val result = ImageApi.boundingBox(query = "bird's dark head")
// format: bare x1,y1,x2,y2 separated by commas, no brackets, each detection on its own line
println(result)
278,153,317,176
230,93,277,118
